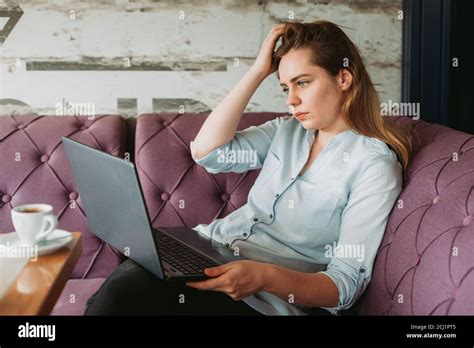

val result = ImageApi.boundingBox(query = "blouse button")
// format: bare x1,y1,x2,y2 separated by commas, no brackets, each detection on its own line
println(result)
269,214,273,219
243,233,248,237
253,218,258,222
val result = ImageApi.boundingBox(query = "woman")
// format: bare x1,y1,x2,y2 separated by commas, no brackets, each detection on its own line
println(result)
85,20,411,316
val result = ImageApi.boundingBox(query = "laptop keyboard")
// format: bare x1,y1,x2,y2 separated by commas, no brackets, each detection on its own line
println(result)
153,229,219,275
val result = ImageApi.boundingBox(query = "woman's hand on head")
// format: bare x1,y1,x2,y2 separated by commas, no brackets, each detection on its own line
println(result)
185,260,272,301
250,24,286,79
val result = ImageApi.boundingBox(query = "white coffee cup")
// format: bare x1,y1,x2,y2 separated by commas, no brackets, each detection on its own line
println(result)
11,204,58,245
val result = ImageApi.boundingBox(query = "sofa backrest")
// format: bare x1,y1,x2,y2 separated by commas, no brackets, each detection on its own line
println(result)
0,115,128,279
135,113,283,228
355,117,474,315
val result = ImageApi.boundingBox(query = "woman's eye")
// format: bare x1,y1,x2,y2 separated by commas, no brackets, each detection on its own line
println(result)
282,88,289,94
297,81,308,87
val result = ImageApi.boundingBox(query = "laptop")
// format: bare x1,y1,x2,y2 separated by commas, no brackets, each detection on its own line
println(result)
62,137,243,282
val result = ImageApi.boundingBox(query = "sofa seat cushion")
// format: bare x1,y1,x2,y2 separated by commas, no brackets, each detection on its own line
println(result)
51,278,106,315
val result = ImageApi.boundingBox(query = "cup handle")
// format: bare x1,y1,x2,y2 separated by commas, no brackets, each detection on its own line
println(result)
36,214,58,243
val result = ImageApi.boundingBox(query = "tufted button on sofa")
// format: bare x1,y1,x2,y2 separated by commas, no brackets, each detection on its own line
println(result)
0,113,472,315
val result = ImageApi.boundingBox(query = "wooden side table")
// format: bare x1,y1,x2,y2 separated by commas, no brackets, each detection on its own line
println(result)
0,232,83,315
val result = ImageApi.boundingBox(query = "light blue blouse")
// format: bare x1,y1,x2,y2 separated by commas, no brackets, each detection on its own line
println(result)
191,115,402,315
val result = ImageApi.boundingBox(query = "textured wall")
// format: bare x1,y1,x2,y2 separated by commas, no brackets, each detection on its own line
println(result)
0,0,402,117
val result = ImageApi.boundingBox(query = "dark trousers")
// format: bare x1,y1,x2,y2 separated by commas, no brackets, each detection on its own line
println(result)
84,259,262,315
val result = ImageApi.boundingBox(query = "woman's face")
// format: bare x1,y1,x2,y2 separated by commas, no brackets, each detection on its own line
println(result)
278,48,346,131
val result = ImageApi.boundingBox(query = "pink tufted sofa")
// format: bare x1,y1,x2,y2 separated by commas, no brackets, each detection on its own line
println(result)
0,113,472,315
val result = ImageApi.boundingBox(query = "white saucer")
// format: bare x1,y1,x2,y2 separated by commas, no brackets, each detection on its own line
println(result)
0,230,73,256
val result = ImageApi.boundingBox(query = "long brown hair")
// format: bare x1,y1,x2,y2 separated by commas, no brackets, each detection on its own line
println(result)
272,20,412,170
